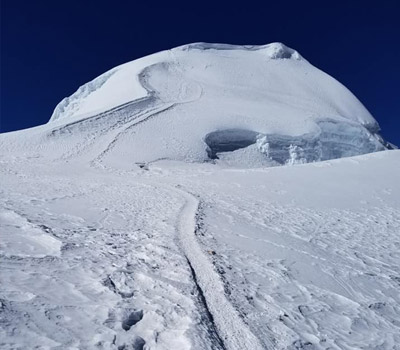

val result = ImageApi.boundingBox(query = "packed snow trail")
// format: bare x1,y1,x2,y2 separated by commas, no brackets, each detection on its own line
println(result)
174,186,267,350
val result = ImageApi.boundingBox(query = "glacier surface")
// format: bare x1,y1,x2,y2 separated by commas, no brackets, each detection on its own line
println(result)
0,43,399,350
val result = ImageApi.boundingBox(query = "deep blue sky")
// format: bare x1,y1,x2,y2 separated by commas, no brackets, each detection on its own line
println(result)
1,0,399,145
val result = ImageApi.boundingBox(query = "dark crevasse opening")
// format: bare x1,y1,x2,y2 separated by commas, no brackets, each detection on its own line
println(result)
204,129,259,159
204,121,387,165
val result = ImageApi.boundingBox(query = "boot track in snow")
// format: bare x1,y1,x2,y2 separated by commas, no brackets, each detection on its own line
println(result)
175,187,266,350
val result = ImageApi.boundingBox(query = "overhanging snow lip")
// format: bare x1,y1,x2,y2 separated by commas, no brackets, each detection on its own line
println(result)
173,42,303,60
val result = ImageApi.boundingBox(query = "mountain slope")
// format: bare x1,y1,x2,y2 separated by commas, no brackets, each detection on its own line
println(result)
0,43,399,350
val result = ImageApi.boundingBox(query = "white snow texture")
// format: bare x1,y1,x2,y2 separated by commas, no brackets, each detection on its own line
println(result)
0,42,399,350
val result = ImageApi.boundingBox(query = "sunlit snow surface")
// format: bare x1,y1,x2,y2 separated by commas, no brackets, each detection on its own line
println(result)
1,43,399,350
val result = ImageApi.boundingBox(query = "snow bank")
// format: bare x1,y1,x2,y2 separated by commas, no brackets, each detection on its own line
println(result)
0,210,61,258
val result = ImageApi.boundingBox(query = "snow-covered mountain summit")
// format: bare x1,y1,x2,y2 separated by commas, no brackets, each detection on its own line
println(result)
1,44,399,350
40,42,390,168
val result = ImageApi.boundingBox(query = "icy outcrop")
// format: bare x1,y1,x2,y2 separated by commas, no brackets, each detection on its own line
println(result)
206,120,386,166
254,119,386,165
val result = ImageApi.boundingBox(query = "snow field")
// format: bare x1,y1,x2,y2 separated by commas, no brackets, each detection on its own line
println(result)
1,42,398,349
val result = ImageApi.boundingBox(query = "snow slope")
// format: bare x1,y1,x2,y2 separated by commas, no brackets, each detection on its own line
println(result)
1,43,399,350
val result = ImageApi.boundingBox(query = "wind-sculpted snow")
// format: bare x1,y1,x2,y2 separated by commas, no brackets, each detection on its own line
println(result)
0,43,399,350
175,42,302,60
49,69,117,122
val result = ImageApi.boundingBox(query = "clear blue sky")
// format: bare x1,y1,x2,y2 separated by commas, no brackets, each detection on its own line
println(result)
1,0,399,145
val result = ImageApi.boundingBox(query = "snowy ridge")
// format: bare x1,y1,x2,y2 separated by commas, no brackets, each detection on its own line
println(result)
49,69,118,122
47,50,169,123
174,42,303,60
